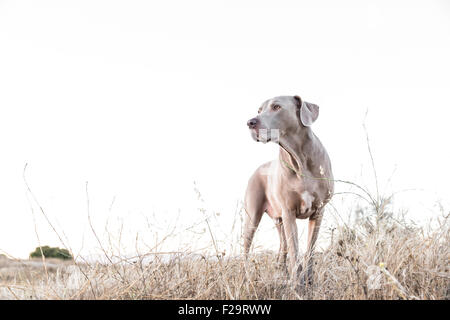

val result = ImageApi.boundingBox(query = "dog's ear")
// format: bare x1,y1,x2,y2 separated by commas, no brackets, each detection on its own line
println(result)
294,96,319,127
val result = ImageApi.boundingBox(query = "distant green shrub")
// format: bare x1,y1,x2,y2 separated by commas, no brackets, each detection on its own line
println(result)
29,246,73,260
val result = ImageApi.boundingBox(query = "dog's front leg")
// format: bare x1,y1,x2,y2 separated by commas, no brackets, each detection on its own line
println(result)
281,209,300,281
304,211,324,285
275,218,287,263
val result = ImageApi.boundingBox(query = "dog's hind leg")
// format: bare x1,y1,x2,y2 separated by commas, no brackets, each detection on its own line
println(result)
243,202,264,257
243,174,266,257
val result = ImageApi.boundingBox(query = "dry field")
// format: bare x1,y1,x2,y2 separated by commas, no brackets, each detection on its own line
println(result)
1,198,448,300
2,143,449,300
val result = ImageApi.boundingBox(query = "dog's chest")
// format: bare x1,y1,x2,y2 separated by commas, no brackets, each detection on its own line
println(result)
283,187,315,219
266,166,317,218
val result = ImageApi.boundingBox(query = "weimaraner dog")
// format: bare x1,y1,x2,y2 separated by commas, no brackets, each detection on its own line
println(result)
245,95,334,284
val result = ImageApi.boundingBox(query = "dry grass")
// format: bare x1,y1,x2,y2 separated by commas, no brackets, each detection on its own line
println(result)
1,200,448,300
2,130,448,300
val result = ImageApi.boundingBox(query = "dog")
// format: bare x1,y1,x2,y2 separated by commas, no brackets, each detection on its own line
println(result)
244,95,334,284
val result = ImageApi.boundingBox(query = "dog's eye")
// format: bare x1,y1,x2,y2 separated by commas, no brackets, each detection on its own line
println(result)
258,108,262,114
272,104,281,111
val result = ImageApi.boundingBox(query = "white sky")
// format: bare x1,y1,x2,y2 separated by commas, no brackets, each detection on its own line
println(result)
1,0,449,258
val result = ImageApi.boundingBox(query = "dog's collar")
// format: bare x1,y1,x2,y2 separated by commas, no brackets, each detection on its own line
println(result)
281,159,300,175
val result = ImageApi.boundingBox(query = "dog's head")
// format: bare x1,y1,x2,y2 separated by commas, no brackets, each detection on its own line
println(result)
247,95,319,143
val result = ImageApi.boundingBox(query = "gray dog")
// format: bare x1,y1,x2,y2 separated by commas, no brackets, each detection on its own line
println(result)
245,95,334,283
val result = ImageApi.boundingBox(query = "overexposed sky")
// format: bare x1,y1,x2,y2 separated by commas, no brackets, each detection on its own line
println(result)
1,0,449,258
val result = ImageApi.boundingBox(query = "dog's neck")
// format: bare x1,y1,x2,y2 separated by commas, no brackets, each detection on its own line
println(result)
278,127,315,175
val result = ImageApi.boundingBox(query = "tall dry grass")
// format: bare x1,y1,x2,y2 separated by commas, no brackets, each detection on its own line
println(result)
1,191,448,300
1,128,448,300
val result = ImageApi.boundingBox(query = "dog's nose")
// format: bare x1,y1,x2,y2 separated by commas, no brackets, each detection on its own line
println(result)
247,118,259,129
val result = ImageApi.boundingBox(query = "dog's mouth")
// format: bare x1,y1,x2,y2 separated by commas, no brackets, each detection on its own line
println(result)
250,128,272,143
257,135,272,143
